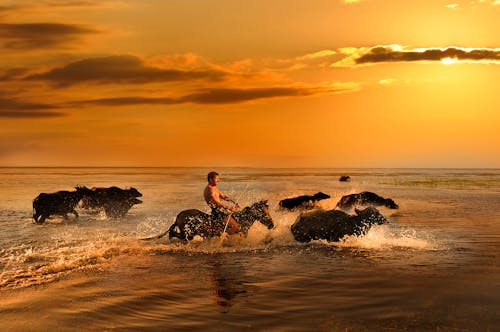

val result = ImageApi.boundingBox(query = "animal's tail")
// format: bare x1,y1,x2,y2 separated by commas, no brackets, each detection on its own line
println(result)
140,223,182,241
141,229,169,241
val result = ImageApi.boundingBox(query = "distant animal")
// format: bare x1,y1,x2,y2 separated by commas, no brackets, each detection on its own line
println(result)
33,186,92,224
291,206,388,242
336,191,398,209
339,176,351,182
148,200,274,241
279,192,331,211
81,186,143,218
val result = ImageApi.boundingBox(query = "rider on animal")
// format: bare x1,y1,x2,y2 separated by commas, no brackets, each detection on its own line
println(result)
203,171,241,234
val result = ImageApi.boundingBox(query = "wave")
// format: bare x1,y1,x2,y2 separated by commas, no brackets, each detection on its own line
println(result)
1,211,440,291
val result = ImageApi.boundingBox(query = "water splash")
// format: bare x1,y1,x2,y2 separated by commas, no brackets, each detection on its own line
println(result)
318,225,439,250
1,206,441,291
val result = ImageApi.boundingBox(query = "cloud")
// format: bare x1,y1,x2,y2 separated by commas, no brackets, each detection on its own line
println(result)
78,87,315,106
445,3,460,9
41,1,108,8
332,45,500,66
0,96,64,118
26,55,227,86
0,23,98,50
180,87,315,104
0,67,30,81
446,1,500,8
76,83,358,106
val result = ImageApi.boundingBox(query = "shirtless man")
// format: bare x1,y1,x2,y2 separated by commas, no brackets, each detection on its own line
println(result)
203,171,241,234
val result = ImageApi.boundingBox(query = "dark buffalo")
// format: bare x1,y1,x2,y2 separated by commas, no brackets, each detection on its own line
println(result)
336,191,398,209
339,175,351,182
33,186,91,224
81,186,142,218
291,207,387,242
279,192,330,211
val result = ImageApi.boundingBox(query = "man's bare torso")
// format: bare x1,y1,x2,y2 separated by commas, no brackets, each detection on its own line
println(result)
204,184,220,207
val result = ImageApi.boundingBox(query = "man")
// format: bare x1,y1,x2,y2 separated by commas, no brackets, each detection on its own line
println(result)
204,171,241,234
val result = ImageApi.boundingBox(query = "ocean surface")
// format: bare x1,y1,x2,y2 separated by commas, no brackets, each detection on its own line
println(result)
0,167,499,331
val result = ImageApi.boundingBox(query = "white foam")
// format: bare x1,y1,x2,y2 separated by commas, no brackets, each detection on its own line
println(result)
317,225,439,250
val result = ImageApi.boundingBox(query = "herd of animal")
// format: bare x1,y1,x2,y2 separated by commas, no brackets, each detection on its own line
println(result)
32,175,399,244
32,186,142,224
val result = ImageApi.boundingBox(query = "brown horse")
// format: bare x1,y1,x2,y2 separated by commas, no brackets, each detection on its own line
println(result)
145,200,274,241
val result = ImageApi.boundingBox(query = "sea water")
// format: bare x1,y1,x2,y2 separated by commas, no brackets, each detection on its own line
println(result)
0,168,499,331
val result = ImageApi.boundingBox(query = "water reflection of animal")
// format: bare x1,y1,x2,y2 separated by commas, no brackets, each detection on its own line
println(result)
209,256,248,312
291,207,388,242
279,192,330,211
163,200,274,241
336,191,398,209
81,186,143,218
33,186,91,224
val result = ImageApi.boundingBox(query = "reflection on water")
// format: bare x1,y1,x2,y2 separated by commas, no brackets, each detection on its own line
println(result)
209,255,248,312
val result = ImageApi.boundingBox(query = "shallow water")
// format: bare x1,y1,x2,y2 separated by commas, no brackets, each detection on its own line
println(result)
1,168,499,331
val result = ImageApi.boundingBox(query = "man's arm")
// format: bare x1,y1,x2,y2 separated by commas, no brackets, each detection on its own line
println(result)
210,188,233,210
213,189,240,211
219,191,234,203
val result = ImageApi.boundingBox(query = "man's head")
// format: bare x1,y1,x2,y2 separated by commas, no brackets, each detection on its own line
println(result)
207,171,219,185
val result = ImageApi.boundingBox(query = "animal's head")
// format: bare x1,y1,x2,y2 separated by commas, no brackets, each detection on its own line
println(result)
127,187,143,197
129,197,142,205
313,192,330,200
75,185,93,198
355,207,387,225
253,199,274,229
384,198,398,209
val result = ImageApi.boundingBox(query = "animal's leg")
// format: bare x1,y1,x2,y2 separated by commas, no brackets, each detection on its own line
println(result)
225,216,241,235
168,223,185,240
37,214,47,224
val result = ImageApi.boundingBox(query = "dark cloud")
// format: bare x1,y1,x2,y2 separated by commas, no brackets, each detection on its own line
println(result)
0,67,30,81
42,1,100,8
355,46,500,64
0,23,98,49
26,55,227,86
80,96,179,106
179,87,315,104
0,97,64,118
77,86,320,106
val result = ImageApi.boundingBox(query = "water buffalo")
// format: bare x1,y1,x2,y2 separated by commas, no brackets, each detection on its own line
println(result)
81,186,142,218
33,186,91,224
336,191,398,209
279,192,331,211
291,206,387,242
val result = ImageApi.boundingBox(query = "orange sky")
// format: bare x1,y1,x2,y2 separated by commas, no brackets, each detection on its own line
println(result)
1,0,499,168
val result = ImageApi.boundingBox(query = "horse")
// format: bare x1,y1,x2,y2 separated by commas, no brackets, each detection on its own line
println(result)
145,200,274,241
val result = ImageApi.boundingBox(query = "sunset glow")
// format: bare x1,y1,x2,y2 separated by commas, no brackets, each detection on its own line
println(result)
1,0,499,168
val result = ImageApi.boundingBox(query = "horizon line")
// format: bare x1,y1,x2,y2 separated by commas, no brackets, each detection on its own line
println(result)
1,166,499,170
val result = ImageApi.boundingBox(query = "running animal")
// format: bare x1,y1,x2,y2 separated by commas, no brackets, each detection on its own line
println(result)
291,206,388,242
149,200,274,241
279,192,330,211
81,186,142,218
33,186,92,224
336,191,398,209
